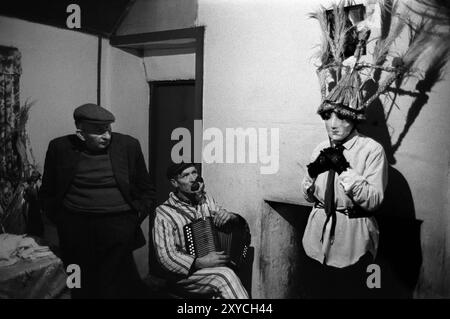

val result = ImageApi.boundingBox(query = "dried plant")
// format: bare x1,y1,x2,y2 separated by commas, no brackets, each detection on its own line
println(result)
0,100,40,234
372,0,405,66
311,0,360,67
311,0,449,115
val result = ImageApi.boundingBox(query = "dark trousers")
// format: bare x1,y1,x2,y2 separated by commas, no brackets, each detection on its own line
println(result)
57,207,147,299
302,253,375,299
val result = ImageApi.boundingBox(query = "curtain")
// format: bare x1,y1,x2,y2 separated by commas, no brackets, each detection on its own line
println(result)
0,46,42,236
0,46,29,235
0,46,22,183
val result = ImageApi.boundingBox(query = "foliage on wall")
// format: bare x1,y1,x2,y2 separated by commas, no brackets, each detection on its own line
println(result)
0,46,40,234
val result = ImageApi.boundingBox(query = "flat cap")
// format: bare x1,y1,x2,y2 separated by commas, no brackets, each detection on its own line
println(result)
73,103,115,124
167,162,196,180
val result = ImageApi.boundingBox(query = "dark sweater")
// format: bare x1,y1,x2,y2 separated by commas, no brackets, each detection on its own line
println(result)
63,151,131,213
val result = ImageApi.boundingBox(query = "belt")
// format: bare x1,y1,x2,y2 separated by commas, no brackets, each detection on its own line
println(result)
314,201,374,248
314,202,373,218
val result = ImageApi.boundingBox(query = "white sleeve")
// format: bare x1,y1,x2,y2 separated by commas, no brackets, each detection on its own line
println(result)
338,146,388,212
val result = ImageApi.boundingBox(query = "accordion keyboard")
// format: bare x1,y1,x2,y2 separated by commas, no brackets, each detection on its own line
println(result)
184,216,250,269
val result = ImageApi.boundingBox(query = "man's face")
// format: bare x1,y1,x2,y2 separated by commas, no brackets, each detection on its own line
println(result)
77,123,112,151
322,111,355,144
172,166,198,193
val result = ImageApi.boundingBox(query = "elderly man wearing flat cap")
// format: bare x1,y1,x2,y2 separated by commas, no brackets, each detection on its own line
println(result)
152,163,249,299
39,103,156,299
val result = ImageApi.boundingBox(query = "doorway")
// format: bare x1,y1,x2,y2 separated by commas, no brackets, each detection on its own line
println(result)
147,80,202,279
110,27,204,283
148,80,202,207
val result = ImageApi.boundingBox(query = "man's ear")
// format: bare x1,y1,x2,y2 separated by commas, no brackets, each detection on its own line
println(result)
76,129,86,141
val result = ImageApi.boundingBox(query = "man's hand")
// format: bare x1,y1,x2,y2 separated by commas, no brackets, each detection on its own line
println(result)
194,251,230,269
323,146,350,175
193,181,206,204
307,149,333,178
212,208,238,228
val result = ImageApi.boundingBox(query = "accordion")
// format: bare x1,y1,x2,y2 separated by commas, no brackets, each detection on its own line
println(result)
184,216,250,269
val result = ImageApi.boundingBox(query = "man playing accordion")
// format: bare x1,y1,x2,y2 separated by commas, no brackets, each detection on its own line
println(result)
152,162,249,299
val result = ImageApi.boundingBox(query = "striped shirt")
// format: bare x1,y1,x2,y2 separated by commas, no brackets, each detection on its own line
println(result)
152,192,249,298
152,192,221,277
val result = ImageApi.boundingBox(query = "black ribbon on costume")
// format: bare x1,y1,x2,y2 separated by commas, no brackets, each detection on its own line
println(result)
320,145,344,245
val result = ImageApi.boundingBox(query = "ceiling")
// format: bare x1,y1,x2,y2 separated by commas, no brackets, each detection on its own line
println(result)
0,0,135,38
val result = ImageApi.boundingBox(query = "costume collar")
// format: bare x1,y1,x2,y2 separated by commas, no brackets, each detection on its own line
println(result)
342,130,359,150
330,129,359,150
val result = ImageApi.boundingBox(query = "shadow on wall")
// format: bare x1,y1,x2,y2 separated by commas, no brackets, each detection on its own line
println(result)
376,166,422,298
359,98,423,298
356,36,450,296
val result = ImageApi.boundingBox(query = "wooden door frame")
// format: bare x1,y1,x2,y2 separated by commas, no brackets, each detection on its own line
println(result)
110,26,204,166
111,28,204,271
111,28,204,165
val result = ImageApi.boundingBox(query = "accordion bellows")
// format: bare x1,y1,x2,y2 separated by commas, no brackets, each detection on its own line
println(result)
184,216,250,269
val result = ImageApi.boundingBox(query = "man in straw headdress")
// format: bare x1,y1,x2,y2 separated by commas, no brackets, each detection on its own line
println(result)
301,20,388,298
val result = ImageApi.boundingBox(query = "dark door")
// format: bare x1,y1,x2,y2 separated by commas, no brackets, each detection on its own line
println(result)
149,80,201,207
148,80,201,278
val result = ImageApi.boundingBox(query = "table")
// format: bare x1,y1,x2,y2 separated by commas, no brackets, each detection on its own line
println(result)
0,256,70,299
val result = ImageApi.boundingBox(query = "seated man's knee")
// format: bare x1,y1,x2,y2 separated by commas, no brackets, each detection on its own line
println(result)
212,266,239,280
